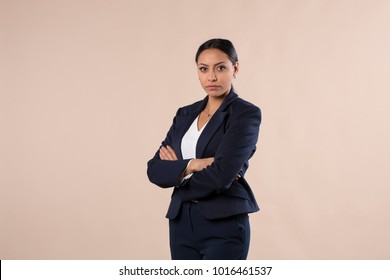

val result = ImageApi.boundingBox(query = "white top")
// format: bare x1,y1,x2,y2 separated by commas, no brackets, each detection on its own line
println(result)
181,115,208,160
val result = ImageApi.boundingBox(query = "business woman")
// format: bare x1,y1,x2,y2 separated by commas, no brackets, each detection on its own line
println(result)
147,38,261,260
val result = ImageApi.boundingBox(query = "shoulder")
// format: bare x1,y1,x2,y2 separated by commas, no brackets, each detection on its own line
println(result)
175,99,205,116
222,96,262,131
229,96,261,119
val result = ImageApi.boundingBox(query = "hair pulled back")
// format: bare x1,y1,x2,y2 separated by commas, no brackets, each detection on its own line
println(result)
195,38,238,64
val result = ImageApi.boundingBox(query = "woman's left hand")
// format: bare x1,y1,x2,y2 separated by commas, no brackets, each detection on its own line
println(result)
159,145,178,161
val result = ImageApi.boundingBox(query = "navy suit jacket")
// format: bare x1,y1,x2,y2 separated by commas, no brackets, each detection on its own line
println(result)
147,88,261,220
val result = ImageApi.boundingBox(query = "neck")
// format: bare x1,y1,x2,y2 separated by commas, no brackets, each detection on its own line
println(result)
207,97,223,110
204,86,232,115
204,92,228,115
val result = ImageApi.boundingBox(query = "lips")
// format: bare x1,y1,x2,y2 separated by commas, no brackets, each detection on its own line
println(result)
206,85,221,90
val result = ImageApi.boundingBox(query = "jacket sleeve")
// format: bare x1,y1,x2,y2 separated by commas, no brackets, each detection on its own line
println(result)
147,109,191,188
179,106,261,201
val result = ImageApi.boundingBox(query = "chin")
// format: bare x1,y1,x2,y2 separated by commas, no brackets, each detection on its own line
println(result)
204,88,227,97
207,91,228,98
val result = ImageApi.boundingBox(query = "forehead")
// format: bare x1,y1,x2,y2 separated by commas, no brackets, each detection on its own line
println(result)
197,49,230,65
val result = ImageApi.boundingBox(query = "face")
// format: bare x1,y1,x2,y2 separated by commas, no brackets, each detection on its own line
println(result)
197,48,239,99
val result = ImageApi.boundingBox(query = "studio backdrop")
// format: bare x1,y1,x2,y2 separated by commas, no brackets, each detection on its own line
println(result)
1,0,389,259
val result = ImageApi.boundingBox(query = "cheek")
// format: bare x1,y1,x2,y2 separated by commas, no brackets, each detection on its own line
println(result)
220,73,233,84
198,74,208,84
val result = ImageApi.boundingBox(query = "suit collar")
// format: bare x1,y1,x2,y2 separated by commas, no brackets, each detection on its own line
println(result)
218,86,239,112
196,110,226,158
196,86,238,157
190,86,238,114
172,86,238,159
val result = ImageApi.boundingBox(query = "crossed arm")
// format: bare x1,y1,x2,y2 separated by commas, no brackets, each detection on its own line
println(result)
148,106,261,200
159,145,214,176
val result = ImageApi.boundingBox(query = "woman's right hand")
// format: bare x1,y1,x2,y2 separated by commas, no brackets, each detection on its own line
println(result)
184,157,214,176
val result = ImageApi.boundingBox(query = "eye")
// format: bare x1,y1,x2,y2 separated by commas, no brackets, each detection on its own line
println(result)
217,65,226,71
199,67,208,72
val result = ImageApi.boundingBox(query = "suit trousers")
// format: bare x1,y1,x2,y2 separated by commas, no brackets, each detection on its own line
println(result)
169,201,250,260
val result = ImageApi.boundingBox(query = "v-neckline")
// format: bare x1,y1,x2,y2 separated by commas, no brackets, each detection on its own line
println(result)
196,115,209,132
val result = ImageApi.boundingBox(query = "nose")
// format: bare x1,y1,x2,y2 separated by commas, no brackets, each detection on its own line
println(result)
207,70,217,82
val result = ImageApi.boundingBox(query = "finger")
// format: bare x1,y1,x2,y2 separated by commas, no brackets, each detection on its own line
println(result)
159,148,169,160
205,157,214,166
162,146,174,160
201,159,212,169
166,145,178,160
160,147,172,160
161,146,175,160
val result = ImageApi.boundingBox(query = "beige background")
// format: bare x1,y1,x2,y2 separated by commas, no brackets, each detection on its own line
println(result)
1,0,389,259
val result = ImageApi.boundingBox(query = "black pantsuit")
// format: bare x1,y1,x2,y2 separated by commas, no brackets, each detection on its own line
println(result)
170,201,250,260
147,88,261,259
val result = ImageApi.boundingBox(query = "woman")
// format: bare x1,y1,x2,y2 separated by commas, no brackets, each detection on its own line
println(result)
147,38,261,260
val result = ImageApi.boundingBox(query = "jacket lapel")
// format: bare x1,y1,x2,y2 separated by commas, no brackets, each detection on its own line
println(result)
172,98,207,159
196,88,238,158
172,87,239,159
196,110,227,158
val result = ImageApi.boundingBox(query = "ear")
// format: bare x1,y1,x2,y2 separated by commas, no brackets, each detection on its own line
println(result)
233,61,239,75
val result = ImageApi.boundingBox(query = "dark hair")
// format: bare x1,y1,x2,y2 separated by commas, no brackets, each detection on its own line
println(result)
195,38,238,64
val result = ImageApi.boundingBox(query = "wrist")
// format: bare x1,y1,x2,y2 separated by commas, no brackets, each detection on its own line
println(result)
184,159,195,176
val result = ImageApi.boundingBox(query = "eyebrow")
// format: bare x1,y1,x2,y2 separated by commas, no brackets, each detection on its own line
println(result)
198,61,226,67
